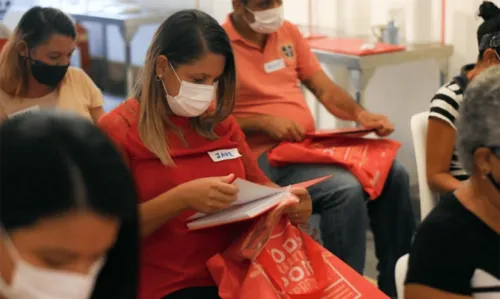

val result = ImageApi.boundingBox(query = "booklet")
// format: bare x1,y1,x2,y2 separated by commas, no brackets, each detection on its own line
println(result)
186,175,331,231
305,127,376,139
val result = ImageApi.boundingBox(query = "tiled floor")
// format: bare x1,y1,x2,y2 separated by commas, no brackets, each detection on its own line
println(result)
103,93,421,282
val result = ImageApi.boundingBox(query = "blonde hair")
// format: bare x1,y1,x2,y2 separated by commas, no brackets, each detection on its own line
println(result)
0,7,76,97
0,31,28,97
130,10,236,165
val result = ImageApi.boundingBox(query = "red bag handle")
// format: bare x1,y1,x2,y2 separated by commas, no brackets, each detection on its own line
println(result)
256,222,329,298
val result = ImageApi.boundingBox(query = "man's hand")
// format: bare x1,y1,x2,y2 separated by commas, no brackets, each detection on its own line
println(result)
356,110,394,137
285,187,312,225
262,116,305,142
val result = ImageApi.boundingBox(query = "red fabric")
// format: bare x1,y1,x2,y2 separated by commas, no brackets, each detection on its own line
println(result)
308,37,406,56
98,99,271,299
207,205,389,299
267,137,401,199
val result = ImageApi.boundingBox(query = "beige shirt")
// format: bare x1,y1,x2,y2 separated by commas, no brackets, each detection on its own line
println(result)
0,67,104,121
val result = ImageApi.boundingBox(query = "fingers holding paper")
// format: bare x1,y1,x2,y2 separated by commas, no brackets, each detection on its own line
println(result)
285,187,312,225
182,174,239,214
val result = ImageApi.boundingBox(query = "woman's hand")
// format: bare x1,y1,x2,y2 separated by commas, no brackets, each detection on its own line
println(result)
285,187,312,225
177,174,239,214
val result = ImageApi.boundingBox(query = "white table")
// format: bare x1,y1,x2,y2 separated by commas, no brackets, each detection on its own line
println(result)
311,43,454,127
70,9,171,95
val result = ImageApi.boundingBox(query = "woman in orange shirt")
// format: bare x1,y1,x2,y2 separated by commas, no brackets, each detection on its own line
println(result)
98,9,312,299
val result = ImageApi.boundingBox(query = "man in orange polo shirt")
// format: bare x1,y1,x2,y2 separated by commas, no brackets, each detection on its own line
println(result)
223,1,416,297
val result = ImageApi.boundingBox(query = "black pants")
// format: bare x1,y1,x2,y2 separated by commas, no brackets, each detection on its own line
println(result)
163,287,220,299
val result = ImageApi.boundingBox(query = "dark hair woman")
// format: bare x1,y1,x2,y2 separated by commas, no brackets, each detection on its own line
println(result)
0,111,139,299
426,1,500,195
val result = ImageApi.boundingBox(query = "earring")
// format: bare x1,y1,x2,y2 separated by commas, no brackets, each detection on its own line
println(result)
155,74,162,81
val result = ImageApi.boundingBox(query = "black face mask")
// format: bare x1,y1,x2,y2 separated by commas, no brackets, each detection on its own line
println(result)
28,58,69,87
487,173,500,191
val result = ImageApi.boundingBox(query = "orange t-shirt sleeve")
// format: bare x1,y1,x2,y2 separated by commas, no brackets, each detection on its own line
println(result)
226,116,272,185
288,23,323,81
98,109,131,166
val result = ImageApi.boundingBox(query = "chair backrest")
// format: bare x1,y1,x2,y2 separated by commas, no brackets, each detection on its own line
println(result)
395,254,410,299
410,112,438,220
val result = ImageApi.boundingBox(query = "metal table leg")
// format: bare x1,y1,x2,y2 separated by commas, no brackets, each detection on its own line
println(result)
102,22,109,91
436,58,450,86
349,68,376,106
120,25,139,96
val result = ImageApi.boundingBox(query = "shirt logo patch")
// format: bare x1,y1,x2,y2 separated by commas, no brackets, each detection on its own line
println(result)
208,148,242,162
281,44,294,59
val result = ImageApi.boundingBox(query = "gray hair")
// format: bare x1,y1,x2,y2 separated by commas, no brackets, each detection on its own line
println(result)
457,65,500,173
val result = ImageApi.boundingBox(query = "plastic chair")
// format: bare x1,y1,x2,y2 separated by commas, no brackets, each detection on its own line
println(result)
395,254,409,299
410,112,438,220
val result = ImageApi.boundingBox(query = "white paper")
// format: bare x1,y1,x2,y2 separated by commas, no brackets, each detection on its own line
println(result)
187,178,282,221
8,105,40,118
187,192,289,230
232,179,281,205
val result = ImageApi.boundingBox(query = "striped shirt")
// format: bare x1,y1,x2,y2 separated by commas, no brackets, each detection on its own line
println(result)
429,64,474,180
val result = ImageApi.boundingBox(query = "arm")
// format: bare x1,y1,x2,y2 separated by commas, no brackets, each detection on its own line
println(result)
139,187,187,238
236,115,272,134
302,70,364,121
90,106,106,123
97,112,187,238
426,117,461,194
289,23,363,121
426,85,463,194
80,68,105,124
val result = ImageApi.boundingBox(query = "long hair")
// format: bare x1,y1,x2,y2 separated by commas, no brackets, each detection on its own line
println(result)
0,6,76,97
131,9,236,165
0,111,139,299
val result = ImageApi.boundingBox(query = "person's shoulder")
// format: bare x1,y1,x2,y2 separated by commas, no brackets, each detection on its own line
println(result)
98,99,139,135
214,115,239,133
416,193,475,244
280,21,302,37
63,67,97,89
433,79,463,101
221,16,231,31
64,67,91,82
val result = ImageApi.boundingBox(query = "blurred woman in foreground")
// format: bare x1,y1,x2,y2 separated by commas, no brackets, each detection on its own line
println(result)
0,111,139,299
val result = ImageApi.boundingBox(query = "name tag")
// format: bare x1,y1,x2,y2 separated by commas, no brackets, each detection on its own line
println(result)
208,148,241,162
264,58,285,73
8,105,40,118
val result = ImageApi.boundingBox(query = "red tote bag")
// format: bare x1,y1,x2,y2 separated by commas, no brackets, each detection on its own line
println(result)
207,202,389,299
267,137,401,199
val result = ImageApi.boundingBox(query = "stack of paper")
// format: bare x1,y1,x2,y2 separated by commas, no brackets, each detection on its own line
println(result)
187,176,331,231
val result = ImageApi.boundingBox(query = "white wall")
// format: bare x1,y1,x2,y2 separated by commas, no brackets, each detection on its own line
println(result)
14,0,496,184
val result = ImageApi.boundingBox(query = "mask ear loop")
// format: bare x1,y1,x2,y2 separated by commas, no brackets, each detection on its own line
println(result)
156,74,171,97
168,63,182,83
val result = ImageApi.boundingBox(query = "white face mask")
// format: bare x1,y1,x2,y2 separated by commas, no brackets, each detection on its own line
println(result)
159,63,216,117
0,237,105,299
245,5,285,34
